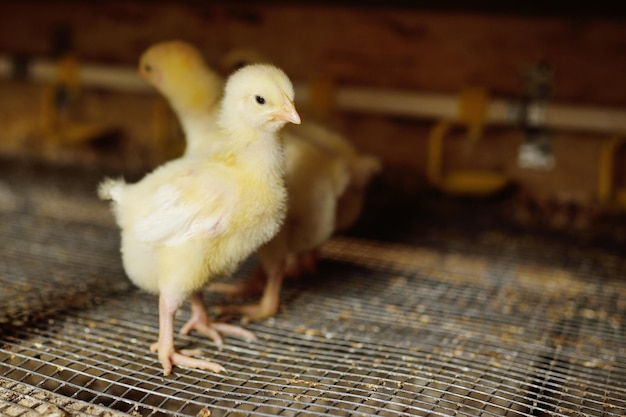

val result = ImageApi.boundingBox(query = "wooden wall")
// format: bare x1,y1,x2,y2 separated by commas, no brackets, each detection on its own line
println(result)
1,1,625,208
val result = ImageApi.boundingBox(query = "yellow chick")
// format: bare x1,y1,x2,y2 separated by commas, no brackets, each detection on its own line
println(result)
98,64,300,376
138,40,223,157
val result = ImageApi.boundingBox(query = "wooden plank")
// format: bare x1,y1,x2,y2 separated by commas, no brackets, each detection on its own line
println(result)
0,2,625,105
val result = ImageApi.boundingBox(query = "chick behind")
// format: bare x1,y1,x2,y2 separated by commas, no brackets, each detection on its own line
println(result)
138,40,224,157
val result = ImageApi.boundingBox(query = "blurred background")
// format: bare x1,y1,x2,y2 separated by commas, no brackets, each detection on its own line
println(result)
1,1,625,239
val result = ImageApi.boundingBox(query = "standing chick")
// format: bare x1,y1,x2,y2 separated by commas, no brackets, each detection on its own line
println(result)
138,40,223,157
99,64,300,375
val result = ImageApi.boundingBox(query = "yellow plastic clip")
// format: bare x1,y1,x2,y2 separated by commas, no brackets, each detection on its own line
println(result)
427,86,509,195
55,54,81,98
597,135,624,204
426,120,452,184
40,53,80,134
457,86,488,141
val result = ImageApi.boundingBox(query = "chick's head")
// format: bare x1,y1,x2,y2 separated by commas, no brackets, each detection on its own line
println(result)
139,41,200,88
138,40,221,111
220,64,301,132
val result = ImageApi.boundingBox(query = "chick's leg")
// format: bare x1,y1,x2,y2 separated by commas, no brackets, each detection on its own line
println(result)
150,293,226,376
284,254,304,278
284,249,319,278
216,261,285,323
180,292,256,343
299,249,320,275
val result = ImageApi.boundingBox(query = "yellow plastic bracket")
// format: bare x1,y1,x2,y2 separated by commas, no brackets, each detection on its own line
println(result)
40,54,81,130
56,54,80,93
457,86,488,142
597,135,624,204
426,120,452,184
426,86,509,195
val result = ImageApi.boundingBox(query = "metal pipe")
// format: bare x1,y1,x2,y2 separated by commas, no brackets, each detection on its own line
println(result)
2,55,625,134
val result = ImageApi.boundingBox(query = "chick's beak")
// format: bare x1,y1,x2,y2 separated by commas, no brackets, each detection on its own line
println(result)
276,98,301,125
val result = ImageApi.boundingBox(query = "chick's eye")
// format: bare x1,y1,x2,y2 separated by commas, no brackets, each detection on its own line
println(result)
144,64,152,73
255,95,266,105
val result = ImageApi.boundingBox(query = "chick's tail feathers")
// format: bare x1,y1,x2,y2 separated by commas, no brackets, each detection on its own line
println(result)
98,177,126,202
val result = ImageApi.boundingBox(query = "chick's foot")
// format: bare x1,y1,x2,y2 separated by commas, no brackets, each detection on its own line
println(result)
151,293,227,376
215,267,284,323
181,292,257,344
149,342,225,376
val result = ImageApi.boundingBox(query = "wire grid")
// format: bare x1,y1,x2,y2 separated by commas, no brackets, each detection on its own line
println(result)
1,173,626,416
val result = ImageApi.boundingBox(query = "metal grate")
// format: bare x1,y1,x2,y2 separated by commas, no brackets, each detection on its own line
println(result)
1,164,625,416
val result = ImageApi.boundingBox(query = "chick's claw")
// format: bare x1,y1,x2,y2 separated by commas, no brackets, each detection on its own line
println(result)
180,316,256,344
181,292,257,344
150,343,225,376
212,322,257,341
168,351,226,374
180,316,224,348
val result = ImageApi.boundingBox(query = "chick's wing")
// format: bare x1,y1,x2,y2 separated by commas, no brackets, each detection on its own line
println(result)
133,167,236,247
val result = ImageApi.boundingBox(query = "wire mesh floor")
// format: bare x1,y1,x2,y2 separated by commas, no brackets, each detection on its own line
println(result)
1,161,626,416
